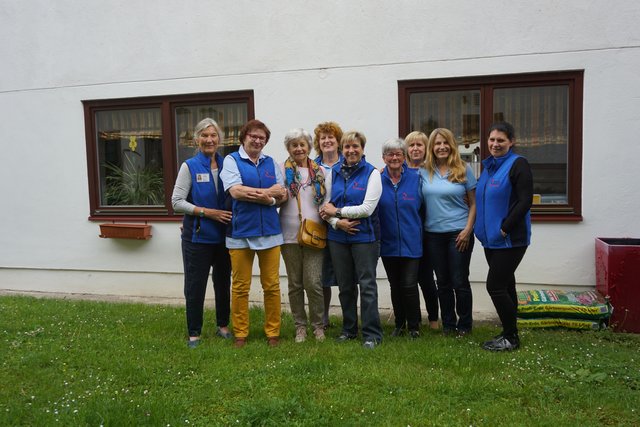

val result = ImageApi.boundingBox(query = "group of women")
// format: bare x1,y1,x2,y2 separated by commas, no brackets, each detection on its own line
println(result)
172,117,532,352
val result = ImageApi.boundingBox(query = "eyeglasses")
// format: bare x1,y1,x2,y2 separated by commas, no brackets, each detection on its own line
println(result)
247,133,267,142
384,152,405,158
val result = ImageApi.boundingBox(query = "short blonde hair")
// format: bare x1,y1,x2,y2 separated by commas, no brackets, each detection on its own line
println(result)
340,130,367,150
404,131,428,165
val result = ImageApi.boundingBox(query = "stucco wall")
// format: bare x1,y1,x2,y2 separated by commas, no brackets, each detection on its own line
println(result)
2,1,640,300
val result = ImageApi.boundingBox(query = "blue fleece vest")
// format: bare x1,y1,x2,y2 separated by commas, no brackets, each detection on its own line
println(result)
379,166,423,258
182,152,227,244
229,151,281,238
475,150,531,249
328,157,380,244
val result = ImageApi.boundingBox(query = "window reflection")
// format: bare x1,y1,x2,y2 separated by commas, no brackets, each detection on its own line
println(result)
175,103,248,168
494,86,569,204
96,108,164,206
409,90,481,177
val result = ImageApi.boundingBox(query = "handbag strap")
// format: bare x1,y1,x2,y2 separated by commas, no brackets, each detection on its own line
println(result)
295,192,303,223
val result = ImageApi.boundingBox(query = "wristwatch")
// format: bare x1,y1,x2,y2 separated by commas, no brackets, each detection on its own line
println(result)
199,209,205,218
335,209,342,219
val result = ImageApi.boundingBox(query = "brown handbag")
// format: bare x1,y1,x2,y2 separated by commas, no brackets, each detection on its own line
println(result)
295,193,327,249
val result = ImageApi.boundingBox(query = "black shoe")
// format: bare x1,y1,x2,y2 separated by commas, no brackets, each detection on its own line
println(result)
335,333,357,342
216,327,233,339
482,335,519,351
442,328,456,337
456,329,471,338
408,330,420,339
391,328,405,337
362,340,378,349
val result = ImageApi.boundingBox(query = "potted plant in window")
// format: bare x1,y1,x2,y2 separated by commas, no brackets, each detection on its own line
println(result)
103,153,164,206
99,149,163,240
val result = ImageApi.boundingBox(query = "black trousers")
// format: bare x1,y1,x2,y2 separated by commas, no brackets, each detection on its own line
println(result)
483,246,527,338
418,233,439,322
381,256,421,331
182,240,231,337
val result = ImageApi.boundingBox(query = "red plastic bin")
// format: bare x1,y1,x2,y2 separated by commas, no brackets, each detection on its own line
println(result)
595,237,640,333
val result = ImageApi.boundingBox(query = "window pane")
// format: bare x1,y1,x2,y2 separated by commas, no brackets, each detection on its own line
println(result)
175,103,248,167
493,86,569,204
409,90,482,177
95,108,165,206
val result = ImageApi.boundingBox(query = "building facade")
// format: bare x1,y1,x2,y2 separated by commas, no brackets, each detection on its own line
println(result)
2,1,640,311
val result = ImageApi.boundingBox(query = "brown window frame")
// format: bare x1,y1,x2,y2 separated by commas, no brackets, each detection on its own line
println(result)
83,90,254,221
399,70,583,222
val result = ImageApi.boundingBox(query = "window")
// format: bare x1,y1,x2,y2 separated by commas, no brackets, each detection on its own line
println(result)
399,71,583,221
84,91,253,220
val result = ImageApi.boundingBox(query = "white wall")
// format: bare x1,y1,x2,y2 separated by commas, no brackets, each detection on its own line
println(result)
2,1,640,299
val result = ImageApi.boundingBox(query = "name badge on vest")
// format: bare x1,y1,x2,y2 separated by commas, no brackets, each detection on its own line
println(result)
196,173,210,183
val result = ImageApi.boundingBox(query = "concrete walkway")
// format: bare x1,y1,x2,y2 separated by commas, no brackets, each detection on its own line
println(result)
1,283,502,323
1,267,594,324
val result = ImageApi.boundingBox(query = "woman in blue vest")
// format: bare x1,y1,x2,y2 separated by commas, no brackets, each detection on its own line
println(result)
475,122,533,351
379,138,423,338
171,118,233,348
319,131,383,349
405,131,440,331
220,119,288,348
313,121,344,329
421,128,477,337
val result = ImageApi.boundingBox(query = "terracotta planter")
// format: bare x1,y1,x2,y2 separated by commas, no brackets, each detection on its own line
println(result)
99,223,152,240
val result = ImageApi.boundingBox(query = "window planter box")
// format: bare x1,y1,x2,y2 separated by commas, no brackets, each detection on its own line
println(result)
99,223,152,240
595,237,640,333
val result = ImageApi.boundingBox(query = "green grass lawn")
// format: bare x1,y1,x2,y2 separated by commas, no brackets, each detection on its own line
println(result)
1,295,638,426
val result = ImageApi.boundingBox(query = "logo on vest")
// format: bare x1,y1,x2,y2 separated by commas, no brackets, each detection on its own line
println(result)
263,170,276,179
352,180,366,191
489,178,501,187
401,192,415,201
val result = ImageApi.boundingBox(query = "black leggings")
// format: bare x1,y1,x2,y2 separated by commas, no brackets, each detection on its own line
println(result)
484,246,527,338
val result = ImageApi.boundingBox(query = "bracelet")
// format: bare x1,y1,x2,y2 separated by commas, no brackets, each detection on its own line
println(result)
270,197,276,206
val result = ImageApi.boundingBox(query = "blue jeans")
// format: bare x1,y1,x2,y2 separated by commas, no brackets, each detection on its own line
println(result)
182,240,231,337
425,231,474,332
381,257,421,331
328,240,382,342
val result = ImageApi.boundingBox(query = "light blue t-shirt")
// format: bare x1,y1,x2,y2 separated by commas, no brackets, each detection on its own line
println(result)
420,164,477,233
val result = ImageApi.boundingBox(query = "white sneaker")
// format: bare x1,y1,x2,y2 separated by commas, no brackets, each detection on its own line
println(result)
295,326,307,343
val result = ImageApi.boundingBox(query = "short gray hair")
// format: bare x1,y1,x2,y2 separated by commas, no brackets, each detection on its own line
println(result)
193,118,224,146
283,128,312,150
382,137,407,157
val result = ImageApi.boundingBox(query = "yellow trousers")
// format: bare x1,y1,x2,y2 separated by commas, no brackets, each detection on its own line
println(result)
229,246,281,338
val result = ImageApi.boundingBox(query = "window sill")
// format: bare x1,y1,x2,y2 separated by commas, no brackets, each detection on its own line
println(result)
531,213,583,222
89,214,183,222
